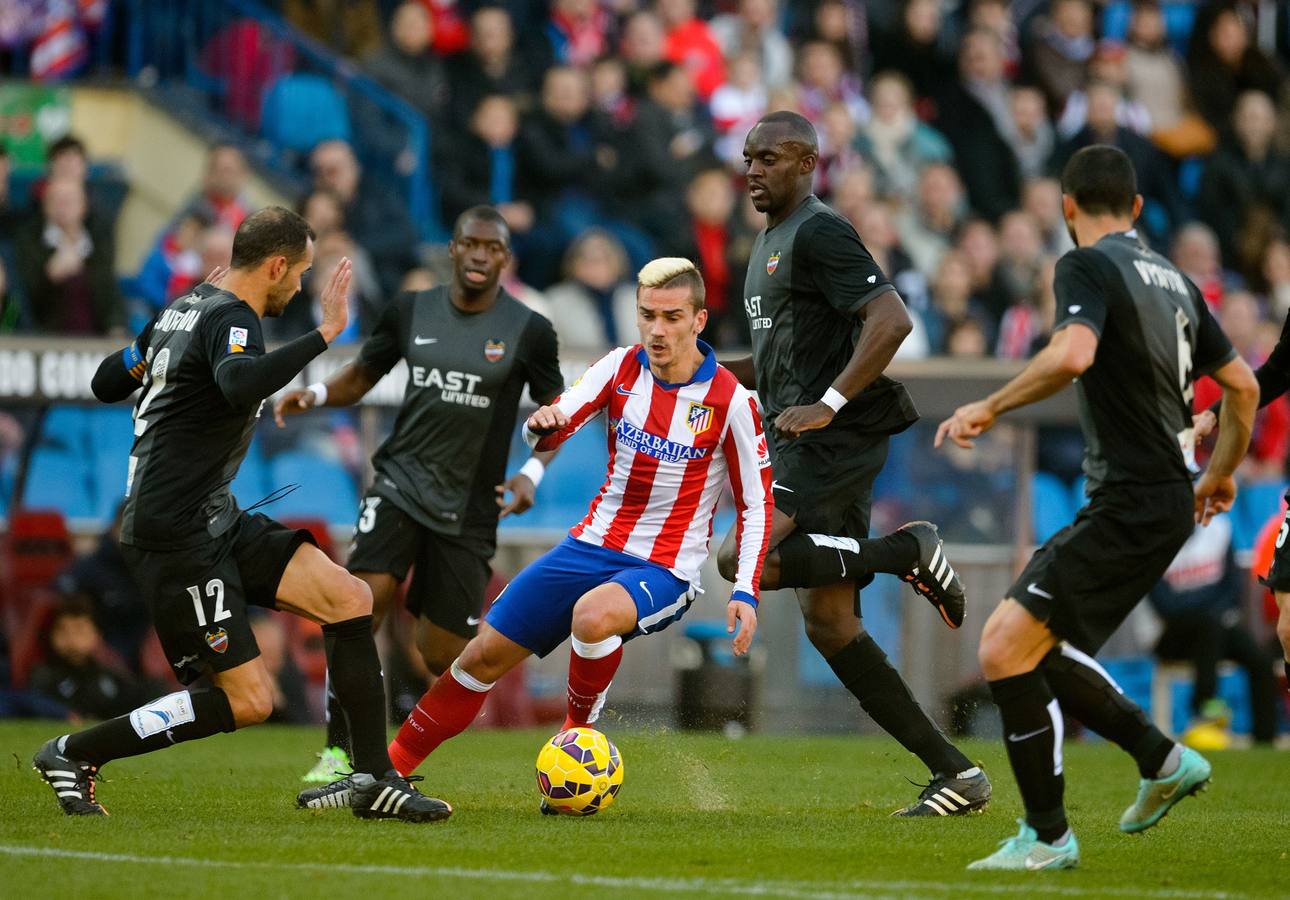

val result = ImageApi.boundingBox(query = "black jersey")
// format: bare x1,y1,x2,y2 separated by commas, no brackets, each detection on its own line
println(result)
357,286,563,545
741,195,918,435
1053,231,1236,487
121,284,275,551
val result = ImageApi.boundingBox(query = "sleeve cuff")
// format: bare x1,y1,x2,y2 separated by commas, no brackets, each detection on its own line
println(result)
1052,317,1104,339
730,589,758,609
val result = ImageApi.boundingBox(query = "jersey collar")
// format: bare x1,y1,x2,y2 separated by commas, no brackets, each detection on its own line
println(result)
636,339,717,389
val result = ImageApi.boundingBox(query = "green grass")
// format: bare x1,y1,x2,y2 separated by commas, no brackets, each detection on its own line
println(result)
0,720,1281,898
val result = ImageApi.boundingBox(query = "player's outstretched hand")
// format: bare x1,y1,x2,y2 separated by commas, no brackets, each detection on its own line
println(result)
317,257,353,343
773,402,833,438
727,599,757,656
496,472,537,519
1194,470,1237,526
204,265,229,287
1192,408,1218,440
934,400,997,449
273,389,317,426
527,405,569,436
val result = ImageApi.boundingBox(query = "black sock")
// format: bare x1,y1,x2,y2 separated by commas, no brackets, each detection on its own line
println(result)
63,688,236,769
827,634,972,776
988,670,1068,843
323,673,351,753
324,615,393,777
777,531,919,588
1040,644,1173,779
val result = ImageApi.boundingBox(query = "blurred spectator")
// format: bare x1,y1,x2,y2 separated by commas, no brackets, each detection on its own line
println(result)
1149,516,1279,746
198,226,234,281
1187,3,1282,131
28,599,152,720
248,612,314,724
135,206,213,312
815,102,864,202
15,176,123,335
944,316,989,358
995,229,1052,360
870,0,955,106
850,200,929,335
0,255,13,331
1003,85,1055,181
968,0,1021,77
1125,1,1217,159
0,142,18,238
446,6,540,125
1022,176,1076,257
1057,41,1153,140
658,0,725,101
500,255,553,320
668,168,743,347
53,504,150,671
710,0,792,89
364,1,448,124
1198,90,1290,270
543,229,638,352
856,71,952,206
925,250,995,353
795,40,868,126
271,229,379,345
1025,0,1094,112
1260,240,1290,321
283,0,381,58
30,134,127,234
897,163,967,278
620,10,667,96
299,187,345,237
439,95,534,240
1172,222,1229,307
1051,81,1183,247
996,211,1047,310
934,27,1021,221
310,139,419,297
622,60,716,244
544,0,609,68
956,217,1010,326
184,143,250,232
591,54,635,127
711,49,768,167
805,0,870,78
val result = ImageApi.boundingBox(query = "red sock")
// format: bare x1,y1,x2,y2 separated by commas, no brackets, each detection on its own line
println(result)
388,664,490,775
564,635,623,729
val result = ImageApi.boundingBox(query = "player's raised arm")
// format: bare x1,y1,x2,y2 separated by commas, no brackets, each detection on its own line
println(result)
524,347,628,451
720,391,774,655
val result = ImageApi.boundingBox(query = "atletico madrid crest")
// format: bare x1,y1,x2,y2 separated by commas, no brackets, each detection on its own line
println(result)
484,339,506,362
686,402,714,435
766,252,780,275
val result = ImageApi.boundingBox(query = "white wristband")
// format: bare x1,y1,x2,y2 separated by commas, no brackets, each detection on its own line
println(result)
518,457,546,489
307,382,328,407
821,387,848,413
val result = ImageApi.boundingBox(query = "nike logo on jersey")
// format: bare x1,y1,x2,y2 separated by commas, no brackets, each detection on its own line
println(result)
1008,726,1051,742
1027,583,1054,600
466,615,481,626
616,385,637,396
771,481,794,493
414,336,438,345
1068,305,1082,314
867,275,877,283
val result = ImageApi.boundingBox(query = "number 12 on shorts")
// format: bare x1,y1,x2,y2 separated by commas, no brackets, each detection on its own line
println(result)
188,578,229,626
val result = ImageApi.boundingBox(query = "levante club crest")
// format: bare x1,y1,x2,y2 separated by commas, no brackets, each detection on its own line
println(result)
766,252,780,275
205,628,229,654
686,401,714,435
484,339,506,362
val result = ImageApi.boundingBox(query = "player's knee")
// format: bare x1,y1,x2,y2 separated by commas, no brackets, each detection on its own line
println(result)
802,610,854,657
419,646,455,678
321,570,373,623
226,681,275,727
977,623,1013,681
456,637,506,684
570,602,621,643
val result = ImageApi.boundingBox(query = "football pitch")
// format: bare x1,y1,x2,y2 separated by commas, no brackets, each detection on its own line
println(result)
0,720,1281,898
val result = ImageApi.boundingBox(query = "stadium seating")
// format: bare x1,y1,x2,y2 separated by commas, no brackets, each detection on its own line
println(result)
1031,471,1075,544
260,74,351,155
499,424,610,533
266,450,359,523
24,447,96,521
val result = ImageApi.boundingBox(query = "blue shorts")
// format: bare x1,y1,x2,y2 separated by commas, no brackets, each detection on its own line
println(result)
486,536,695,657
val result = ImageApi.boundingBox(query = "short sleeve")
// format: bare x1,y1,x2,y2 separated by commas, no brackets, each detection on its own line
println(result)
356,293,407,377
796,213,893,316
1192,287,1237,375
1052,250,1109,337
522,313,564,405
204,302,265,373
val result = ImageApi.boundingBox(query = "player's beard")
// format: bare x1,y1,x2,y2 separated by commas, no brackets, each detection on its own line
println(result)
264,277,296,317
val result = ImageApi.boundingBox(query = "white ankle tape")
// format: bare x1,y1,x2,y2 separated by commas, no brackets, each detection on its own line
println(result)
572,634,622,660
450,661,494,693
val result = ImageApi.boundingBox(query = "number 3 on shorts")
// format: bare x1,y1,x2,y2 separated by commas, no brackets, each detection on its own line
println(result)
187,579,229,627
358,496,381,533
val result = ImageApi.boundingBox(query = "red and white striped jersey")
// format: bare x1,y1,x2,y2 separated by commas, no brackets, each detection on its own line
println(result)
526,343,773,601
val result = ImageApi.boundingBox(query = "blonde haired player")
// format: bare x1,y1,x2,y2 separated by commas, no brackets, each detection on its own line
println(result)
298,257,774,811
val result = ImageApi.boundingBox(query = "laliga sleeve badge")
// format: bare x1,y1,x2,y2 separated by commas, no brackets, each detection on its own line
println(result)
766,252,780,275
484,339,506,362
228,326,248,354
205,628,229,654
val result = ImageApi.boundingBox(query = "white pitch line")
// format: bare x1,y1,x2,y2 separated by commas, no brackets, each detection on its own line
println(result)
0,845,1245,900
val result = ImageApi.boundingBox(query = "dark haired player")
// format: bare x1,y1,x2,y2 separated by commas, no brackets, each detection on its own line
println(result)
719,111,991,817
275,206,563,785
32,207,449,822
938,145,1258,870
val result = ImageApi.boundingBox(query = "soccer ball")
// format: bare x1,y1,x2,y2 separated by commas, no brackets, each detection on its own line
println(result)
535,727,624,816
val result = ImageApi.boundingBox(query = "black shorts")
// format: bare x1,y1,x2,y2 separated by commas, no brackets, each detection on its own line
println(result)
122,512,315,685
345,492,491,638
1260,489,1290,593
1011,481,1194,654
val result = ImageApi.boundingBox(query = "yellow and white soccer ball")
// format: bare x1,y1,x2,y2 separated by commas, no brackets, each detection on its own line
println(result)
535,727,624,816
